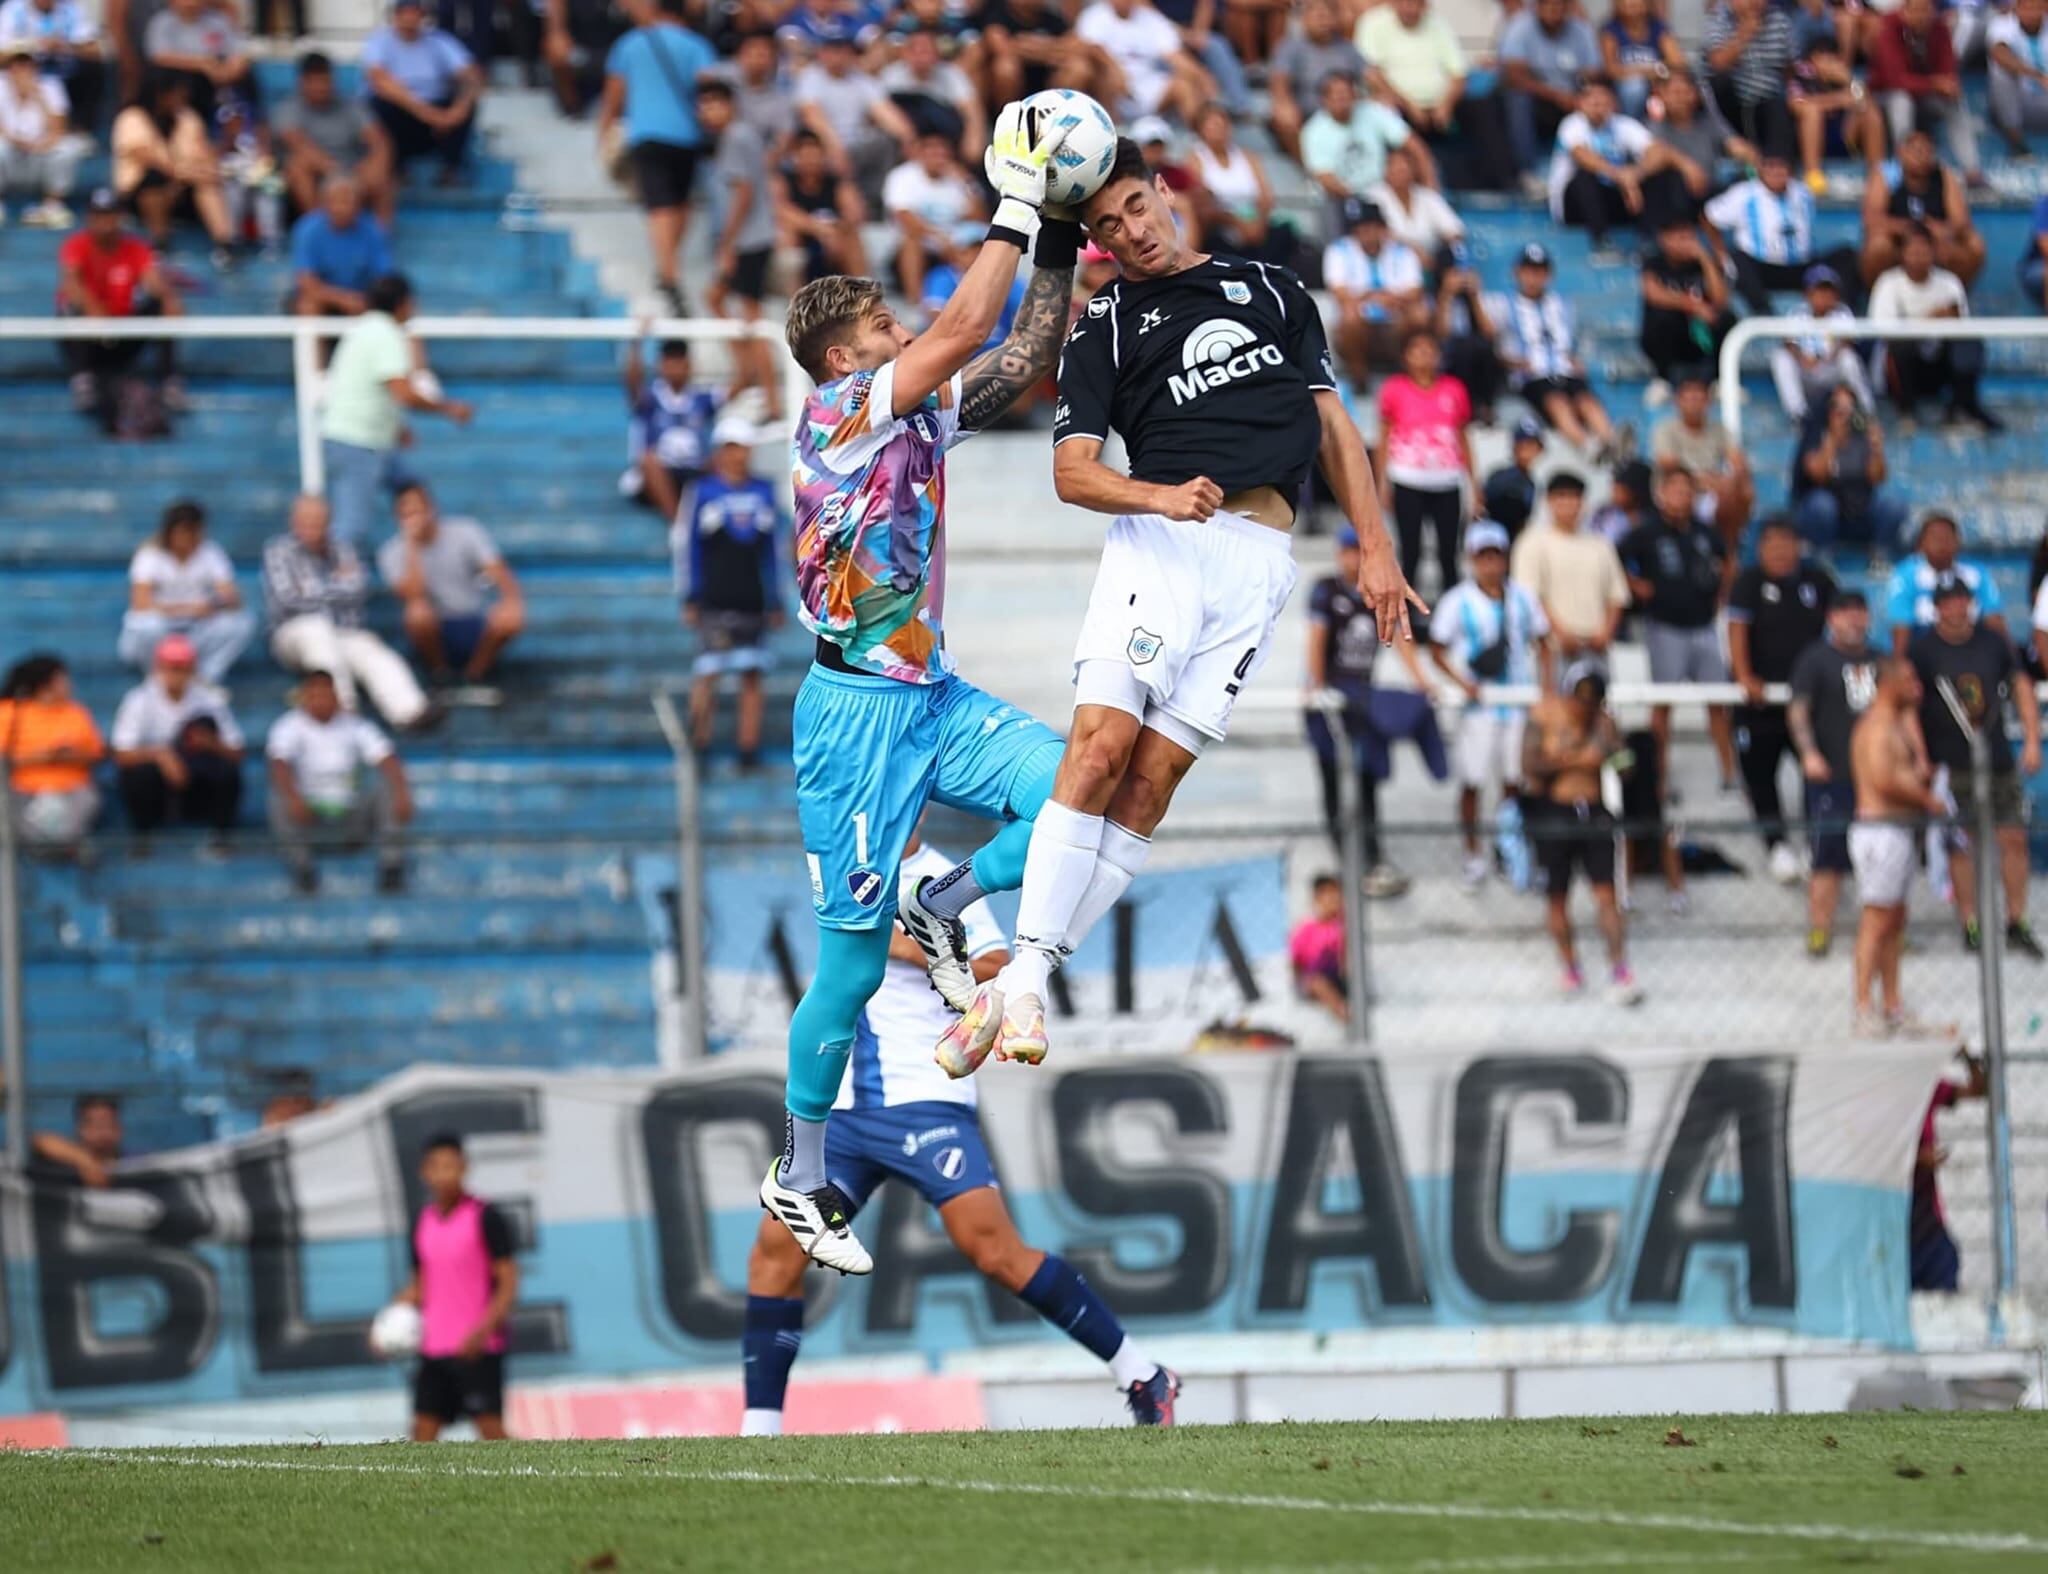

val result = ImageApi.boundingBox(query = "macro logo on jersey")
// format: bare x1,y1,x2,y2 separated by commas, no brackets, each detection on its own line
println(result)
1128,626,1162,665
792,365,958,684
1170,319,1285,407
1222,280,1251,304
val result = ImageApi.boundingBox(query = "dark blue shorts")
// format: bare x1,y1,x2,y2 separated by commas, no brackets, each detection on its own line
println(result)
825,1100,999,1214
1808,780,1853,874
440,614,487,671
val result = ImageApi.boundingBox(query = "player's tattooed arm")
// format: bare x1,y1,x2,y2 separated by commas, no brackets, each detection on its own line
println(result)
957,263,1076,430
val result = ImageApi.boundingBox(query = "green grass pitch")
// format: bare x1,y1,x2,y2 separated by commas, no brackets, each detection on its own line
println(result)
5,1413,2046,1572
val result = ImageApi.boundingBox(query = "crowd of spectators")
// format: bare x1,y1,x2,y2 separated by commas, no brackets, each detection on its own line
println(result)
11,0,2048,1027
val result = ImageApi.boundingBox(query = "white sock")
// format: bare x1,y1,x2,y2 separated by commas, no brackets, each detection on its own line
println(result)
998,802,1104,1000
1106,1336,1156,1388
1064,821,1152,953
740,1407,785,1437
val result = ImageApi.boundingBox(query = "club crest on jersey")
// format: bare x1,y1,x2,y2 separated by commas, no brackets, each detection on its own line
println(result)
1128,626,1163,665
846,866,884,907
1221,279,1251,304
907,411,939,443
1170,319,1283,406
1087,296,1111,318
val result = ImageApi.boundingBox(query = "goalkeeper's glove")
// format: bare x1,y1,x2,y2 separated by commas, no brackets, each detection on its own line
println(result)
983,99,1072,245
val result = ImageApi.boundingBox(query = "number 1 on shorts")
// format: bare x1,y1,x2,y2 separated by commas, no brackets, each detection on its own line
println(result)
854,810,870,865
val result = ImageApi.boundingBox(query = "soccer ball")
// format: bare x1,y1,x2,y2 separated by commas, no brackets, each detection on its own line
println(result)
1025,89,1120,209
369,1301,423,1361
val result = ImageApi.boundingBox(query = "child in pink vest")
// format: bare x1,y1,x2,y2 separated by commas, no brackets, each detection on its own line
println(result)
397,1132,518,1440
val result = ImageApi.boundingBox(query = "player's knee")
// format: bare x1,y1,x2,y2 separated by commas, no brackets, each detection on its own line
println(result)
1063,726,1134,799
956,1223,1026,1284
489,599,525,638
401,597,438,637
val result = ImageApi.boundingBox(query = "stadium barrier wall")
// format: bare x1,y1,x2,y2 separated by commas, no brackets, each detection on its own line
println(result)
0,1044,1953,1421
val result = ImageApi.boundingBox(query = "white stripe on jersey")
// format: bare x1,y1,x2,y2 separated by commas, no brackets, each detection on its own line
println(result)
833,844,1007,1111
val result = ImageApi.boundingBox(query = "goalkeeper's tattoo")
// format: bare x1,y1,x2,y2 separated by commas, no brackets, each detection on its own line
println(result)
959,263,1075,430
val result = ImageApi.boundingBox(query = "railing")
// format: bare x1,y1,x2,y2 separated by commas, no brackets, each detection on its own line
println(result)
0,315,806,495
1717,315,2048,444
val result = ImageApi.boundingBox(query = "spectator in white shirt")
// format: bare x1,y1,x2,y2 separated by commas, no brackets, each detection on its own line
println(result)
882,130,983,307
1427,520,1555,889
264,494,434,730
1548,76,1665,250
1988,0,2048,151
1366,142,1463,266
110,632,244,838
1187,102,1293,264
1074,0,1209,124
1770,264,1874,420
1322,198,1427,384
0,46,81,226
267,670,413,894
1869,224,1999,430
117,500,256,684
0,0,103,131
1703,148,1862,314
377,481,525,687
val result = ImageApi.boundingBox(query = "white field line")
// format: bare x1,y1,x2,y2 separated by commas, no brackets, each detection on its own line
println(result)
1210,1553,1773,1574
41,1450,2048,1560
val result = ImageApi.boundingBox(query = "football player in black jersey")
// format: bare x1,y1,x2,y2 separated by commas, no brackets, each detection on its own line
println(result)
937,137,1420,1076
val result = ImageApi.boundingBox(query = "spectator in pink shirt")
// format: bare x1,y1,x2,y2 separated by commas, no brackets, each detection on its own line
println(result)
392,1132,518,1441
1289,873,1348,1022
1375,329,1476,597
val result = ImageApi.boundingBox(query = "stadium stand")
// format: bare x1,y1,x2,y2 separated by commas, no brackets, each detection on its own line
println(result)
2,12,2046,1299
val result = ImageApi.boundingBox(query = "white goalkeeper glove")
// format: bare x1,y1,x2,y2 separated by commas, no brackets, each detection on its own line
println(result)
983,99,1072,238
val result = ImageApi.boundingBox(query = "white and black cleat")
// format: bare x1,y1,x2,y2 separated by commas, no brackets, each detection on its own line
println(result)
760,1164,873,1275
898,875,978,1013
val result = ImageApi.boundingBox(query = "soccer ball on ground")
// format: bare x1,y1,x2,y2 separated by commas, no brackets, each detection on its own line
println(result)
369,1301,423,1361
1024,88,1119,210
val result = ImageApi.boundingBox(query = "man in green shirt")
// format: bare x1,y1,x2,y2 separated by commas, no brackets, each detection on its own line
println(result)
319,273,472,545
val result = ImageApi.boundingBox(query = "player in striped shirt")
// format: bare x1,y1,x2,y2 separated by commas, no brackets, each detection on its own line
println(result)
741,839,1180,1431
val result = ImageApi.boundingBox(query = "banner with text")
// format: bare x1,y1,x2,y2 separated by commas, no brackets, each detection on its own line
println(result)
0,1043,1949,1417
634,848,1298,1055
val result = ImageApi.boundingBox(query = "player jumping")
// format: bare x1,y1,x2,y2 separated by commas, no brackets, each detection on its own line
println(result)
760,104,1085,1275
939,137,1420,1074
742,835,1180,1432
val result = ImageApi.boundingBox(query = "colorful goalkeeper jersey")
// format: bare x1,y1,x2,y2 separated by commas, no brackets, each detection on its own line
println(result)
792,359,967,685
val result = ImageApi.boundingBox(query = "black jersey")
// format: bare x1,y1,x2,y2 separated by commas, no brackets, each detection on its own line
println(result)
1053,255,1338,498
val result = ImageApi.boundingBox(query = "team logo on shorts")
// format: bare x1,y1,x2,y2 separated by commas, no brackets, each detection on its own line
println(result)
1127,627,1162,665
934,1146,966,1181
846,867,884,907
1221,279,1251,304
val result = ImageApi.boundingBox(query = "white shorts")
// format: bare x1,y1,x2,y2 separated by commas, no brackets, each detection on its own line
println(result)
1457,709,1526,790
1850,821,1916,909
1071,510,1299,749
